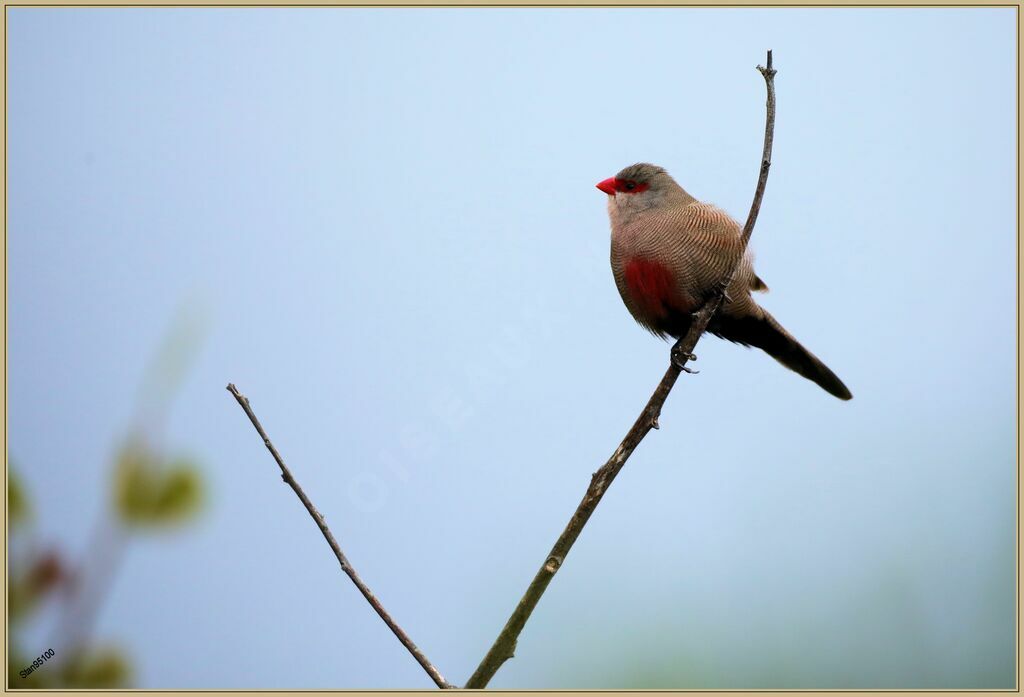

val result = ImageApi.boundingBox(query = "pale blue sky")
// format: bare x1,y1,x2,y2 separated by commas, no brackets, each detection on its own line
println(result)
8,7,1016,689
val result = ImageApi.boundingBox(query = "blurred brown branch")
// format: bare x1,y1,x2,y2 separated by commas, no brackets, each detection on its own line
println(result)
10,307,208,689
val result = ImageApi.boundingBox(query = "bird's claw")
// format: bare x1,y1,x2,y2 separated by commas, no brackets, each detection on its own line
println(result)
671,345,697,369
682,365,700,374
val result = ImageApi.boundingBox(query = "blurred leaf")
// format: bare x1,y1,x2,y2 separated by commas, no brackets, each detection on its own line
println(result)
8,576,37,623
114,441,204,528
9,467,31,528
151,458,203,522
9,645,50,689
60,646,131,688
27,550,67,595
114,440,156,522
9,551,68,623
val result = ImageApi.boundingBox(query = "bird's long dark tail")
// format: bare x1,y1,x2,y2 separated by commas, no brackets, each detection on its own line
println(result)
711,309,852,400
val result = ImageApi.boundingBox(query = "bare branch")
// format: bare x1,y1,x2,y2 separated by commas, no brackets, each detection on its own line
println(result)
226,383,454,690
464,49,778,689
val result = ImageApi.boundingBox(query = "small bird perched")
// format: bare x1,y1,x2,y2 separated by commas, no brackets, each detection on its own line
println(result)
598,162,852,400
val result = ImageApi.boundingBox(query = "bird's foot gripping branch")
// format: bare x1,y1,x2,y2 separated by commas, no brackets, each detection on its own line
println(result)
467,49,781,689
230,50,794,690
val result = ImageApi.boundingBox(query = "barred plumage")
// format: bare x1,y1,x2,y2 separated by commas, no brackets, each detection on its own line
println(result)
601,163,851,400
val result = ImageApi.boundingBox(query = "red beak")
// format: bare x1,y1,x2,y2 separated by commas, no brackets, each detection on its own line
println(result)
596,177,617,195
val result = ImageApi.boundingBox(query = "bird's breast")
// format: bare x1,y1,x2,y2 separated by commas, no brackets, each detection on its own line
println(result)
621,256,695,319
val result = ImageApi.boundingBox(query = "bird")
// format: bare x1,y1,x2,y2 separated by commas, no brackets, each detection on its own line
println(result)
597,162,852,401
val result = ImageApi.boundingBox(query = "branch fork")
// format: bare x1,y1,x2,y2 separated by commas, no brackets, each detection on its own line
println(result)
228,49,778,690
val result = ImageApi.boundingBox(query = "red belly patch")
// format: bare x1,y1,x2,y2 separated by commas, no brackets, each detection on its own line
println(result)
624,258,687,318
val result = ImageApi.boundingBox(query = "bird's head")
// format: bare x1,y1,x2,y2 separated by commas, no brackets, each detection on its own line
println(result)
596,163,689,219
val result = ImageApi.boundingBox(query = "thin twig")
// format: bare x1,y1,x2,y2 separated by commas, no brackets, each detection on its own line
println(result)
226,383,454,690
464,49,778,689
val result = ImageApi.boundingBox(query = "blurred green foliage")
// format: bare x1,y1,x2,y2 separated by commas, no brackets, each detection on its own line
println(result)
8,467,30,528
59,646,133,688
7,466,138,689
7,306,207,688
8,641,131,689
114,440,203,528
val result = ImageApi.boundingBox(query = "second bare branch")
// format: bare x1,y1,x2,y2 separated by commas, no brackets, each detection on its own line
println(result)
227,383,453,690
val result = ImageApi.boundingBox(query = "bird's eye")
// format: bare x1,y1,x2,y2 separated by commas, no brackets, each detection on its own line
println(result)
615,179,648,194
